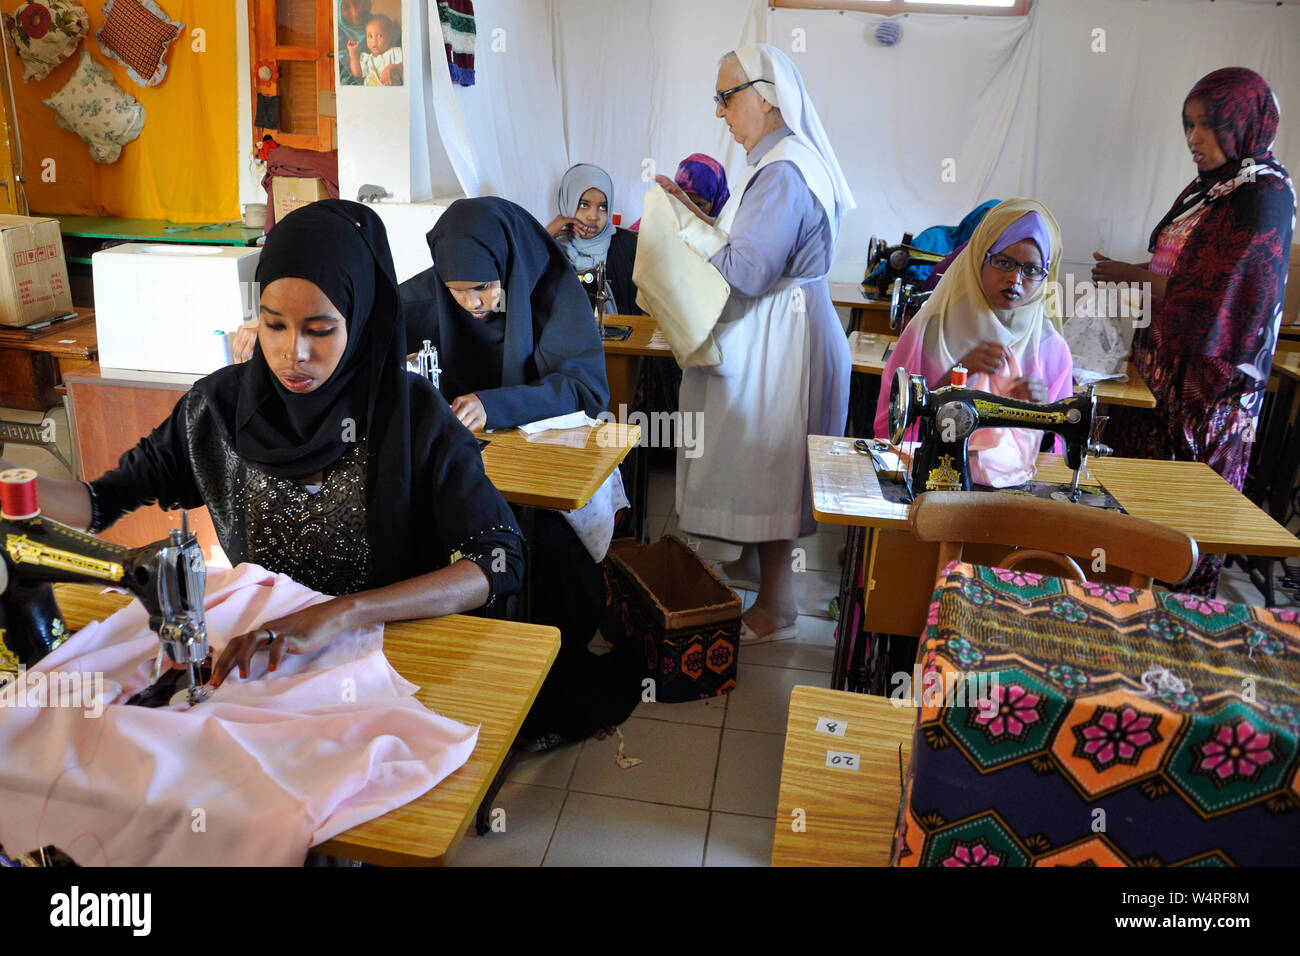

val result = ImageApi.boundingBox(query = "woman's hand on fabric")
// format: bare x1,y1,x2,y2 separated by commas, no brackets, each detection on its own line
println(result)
961,342,1012,376
451,393,487,431
208,598,357,688
1007,377,1049,404
231,326,257,364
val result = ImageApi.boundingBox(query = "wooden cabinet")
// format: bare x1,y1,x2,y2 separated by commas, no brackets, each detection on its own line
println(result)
65,369,221,557
250,0,335,152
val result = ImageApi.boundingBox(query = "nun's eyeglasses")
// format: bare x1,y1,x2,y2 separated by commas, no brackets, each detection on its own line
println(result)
713,79,772,108
984,252,1048,282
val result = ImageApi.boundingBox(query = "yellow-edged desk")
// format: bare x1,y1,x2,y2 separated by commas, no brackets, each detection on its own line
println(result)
477,421,641,511
53,583,560,866
602,315,675,543
848,330,1157,410
772,686,913,866
808,434,1300,691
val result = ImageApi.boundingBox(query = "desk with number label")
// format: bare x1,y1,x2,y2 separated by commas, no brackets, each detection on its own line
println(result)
772,685,914,866
52,583,560,866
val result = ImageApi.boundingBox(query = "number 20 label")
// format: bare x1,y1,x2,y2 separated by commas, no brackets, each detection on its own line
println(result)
826,750,859,770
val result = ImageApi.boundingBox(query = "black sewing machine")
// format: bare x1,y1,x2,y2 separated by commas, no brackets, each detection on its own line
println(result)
888,278,932,331
575,262,632,342
886,367,1112,503
0,469,212,706
863,234,947,299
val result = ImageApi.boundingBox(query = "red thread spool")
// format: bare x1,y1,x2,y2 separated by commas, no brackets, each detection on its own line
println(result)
951,364,968,388
0,468,40,521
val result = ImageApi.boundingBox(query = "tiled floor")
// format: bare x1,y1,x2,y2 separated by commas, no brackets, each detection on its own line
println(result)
451,463,841,867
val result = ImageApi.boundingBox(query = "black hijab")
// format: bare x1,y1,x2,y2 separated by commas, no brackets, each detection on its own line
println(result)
195,199,418,585
400,197,607,427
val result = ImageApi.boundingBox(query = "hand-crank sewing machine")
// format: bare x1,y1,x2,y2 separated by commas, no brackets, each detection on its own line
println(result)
887,367,1112,502
0,468,213,707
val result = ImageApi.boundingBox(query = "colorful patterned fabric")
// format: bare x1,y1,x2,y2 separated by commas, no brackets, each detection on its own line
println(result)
4,1,89,83
437,0,475,86
96,0,183,88
893,561,1300,867
1106,69,1296,595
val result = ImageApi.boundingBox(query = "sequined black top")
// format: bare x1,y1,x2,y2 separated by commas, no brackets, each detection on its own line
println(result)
87,387,525,603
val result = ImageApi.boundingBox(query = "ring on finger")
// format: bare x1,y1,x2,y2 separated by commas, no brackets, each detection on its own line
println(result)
264,629,278,649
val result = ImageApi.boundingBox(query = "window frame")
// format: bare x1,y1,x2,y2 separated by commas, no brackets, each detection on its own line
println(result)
249,0,335,152
770,0,1032,17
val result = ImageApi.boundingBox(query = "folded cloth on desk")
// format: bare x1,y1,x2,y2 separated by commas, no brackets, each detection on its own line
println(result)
1063,291,1138,382
518,411,604,434
0,564,478,867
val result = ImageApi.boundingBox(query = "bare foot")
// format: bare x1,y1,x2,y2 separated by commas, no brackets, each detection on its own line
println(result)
721,549,760,584
742,603,798,639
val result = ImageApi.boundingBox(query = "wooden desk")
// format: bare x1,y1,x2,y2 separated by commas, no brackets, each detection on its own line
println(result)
478,422,641,511
1274,350,1300,382
829,281,893,335
808,434,1300,688
53,582,561,866
772,686,912,867
602,314,673,543
847,331,1156,410
0,311,97,411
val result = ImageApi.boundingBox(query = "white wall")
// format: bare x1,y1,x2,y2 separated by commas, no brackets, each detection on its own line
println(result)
549,0,1300,279
235,0,264,209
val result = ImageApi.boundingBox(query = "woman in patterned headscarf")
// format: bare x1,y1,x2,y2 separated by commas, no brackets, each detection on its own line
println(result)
1093,68,1295,595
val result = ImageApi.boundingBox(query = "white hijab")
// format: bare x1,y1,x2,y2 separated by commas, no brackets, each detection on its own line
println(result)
730,44,856,237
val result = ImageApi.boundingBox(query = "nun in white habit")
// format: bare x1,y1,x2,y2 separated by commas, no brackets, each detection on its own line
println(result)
656,44,855,644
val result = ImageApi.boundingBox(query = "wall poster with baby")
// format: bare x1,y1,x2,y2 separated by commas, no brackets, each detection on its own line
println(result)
338,0,404,87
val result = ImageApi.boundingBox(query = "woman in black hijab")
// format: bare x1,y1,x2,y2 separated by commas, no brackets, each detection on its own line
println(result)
1,200,524,683
400,196,608,430
401,197,640,749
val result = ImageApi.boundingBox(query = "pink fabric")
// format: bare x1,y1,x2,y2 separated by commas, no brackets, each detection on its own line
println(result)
874,322,1074,486
0,564,478,866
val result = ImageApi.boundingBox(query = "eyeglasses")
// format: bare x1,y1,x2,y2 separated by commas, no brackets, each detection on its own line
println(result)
713,79,772,109
984,252,1048,281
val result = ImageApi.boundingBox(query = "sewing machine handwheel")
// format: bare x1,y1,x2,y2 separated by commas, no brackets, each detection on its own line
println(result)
888,366,910,447
866,236,885,273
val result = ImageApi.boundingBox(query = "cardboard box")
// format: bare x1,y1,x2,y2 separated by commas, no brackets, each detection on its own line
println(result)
0,215,73,328
272,176,330,224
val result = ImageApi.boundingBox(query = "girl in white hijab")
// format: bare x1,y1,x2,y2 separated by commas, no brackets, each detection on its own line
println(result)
873,198,1075,486
549,162,640,314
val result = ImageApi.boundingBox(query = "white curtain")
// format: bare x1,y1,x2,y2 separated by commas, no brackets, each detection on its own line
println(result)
434,0,1299,279
551,0,764,229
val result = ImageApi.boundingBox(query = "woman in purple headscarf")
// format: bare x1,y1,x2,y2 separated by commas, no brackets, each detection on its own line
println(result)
630,153,730,231
1093,67,1295,595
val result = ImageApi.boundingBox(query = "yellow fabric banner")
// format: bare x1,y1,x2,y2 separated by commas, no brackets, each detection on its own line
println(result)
10,0,239,223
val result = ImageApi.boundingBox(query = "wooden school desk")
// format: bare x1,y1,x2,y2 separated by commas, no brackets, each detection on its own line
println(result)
477,421,641,510
808,434,1300,691
602,314,674,542
53,582,560,867
772,685,913,867
847,331,1157,410
829,281,894,335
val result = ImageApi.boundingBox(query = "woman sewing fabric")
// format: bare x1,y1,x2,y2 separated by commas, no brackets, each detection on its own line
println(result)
0,201,525,686
546,163,642,316
656,44,854,644
400,197,641,749
1092,67,1295,595
874,199,1075,487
